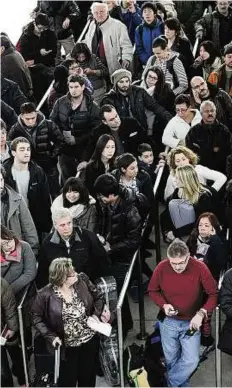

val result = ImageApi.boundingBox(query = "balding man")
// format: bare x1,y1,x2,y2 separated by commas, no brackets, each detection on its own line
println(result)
190,76,232,130
83,2,133,75
186,100,232,175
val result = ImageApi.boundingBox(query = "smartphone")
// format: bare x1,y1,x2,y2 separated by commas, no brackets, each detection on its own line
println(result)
0,325,8,345
168,308,178,316
185,328,197,337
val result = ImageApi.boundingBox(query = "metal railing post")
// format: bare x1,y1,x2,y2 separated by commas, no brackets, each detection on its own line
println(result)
192,8,208,58
215,306,222,387
136,248,148,340
18,305,29,387
117,304,125,387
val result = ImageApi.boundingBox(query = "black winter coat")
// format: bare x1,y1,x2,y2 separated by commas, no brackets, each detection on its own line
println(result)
101,85,172,130
84,160,115,199
35,1,81,40
1,46,32,96
8,112,64,170
20,22,57,67
185,120,232,175
1,100,17,128
1,78,28,115
82,117,150,162
190,83,232,130
170,37,194,73
218,269,232,355
50,92,100,157
3,159,52,234
32,273,104,356
36,228,110,289
97,187,143,263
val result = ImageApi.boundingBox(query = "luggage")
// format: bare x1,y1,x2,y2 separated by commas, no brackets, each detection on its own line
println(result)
95,276,119,386
123,343,145,386
31,340,60,387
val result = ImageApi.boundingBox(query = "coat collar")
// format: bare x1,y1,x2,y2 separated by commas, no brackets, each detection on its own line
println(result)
6,185,22,222
50,229,82,245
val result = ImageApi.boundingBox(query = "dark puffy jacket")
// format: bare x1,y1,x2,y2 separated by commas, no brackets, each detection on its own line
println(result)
50,92,100,156
170,37,194,73
185,120,232,175
20,22,57,67
36,228,110,289
101,85,172,130
1,77,28,115
218,269,232,355
120,4,142,44
195,6,232,52
135,18,164,64
3,159,52,233
1,100,17,128
175,1,203,35
97,187,143,263
8,111,64,170
32,272,104,356
1,46,32,96
82,117,150,162
190,83,232,131
1,278,18,333
35,1,81,40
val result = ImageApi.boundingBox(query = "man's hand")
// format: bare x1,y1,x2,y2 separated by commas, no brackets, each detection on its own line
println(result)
77,161,88,171
62,18,70,29
84,68,95,76
163,304,178,317
101,305,111,323
189,313,203,331
40,49,52,56
52,337,62,347
122,60,130,69
26,60,35,67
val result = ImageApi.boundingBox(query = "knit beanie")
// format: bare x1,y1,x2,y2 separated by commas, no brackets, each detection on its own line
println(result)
141,2,157,14
111,69,132,87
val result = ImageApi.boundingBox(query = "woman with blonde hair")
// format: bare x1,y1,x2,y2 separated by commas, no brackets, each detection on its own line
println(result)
161,164,221,242
32,257,110,387
164,146,227,200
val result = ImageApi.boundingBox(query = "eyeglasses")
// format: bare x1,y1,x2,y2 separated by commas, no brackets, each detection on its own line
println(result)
176,108,188,113
1,240,13,248
191,82,205,90
169,256,189,267
147,74,158,81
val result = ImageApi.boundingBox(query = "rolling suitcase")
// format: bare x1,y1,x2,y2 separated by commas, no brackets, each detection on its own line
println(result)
31,343,60,387
95,276,120,386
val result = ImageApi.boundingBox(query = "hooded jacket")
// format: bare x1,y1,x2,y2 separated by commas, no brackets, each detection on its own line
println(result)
20,22,57,67
208,63,232,97
83,16,133,75
195,6,232,52
3,159,52,234
8,111,63,170
135,17,164,65
1,77,28,115
185,120,232,175
1,185,39,255
101,84,172,130
50,92,100,156
36,227,110,289
1,46,32,96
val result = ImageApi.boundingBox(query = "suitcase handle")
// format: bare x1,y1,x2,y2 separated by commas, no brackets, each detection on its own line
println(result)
54,344,60,385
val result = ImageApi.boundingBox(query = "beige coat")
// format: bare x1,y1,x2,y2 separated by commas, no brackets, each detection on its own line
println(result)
83,16,133,76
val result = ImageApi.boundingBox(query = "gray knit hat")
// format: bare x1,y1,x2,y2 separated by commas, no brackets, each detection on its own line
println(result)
111,69,132,87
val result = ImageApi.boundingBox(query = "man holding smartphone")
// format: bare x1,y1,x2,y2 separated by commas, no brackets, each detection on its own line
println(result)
148,239,217,387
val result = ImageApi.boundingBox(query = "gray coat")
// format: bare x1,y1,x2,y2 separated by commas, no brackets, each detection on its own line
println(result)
5,186,39,255
1,241,37,296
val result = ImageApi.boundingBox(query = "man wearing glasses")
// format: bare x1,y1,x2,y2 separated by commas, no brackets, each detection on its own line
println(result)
148,239,217,387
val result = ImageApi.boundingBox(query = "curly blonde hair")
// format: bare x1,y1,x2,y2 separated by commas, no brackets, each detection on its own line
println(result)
49,258,75,287
167,146,199,173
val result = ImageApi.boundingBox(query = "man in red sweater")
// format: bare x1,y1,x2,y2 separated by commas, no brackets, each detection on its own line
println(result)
148,239,217,387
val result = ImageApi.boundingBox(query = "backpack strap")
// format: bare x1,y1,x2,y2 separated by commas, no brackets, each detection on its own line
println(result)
166,56,179,89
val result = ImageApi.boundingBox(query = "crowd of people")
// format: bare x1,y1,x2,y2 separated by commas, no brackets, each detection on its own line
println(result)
1,1,232,387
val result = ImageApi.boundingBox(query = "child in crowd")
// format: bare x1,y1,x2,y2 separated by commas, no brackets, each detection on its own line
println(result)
137,143,165,184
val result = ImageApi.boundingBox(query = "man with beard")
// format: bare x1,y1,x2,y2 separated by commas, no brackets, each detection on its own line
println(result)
3,137,52,241
190,76,232,131
50,74,100,182
101,69,172,131
8,102,63,199
208,44,232,97
186,100,232,176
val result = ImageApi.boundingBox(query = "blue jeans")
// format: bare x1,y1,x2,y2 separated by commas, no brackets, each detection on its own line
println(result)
159,318,200,387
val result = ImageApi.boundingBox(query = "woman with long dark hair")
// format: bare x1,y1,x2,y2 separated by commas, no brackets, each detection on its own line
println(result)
51,177,97,232
192,40,222,81
84,134,116,198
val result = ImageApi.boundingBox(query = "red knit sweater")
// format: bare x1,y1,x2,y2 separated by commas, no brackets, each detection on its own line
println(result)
148,258,218,320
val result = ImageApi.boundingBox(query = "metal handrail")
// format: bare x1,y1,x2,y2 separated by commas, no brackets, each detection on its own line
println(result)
215,269,225,388
36,19,91,111
192,7,208,58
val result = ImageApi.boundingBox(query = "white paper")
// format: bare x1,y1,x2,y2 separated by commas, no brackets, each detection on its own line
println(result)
87,316,112,337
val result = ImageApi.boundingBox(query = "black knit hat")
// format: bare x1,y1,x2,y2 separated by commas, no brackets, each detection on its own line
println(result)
224,44,232,56
35,13,50,27
141,2,157,14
